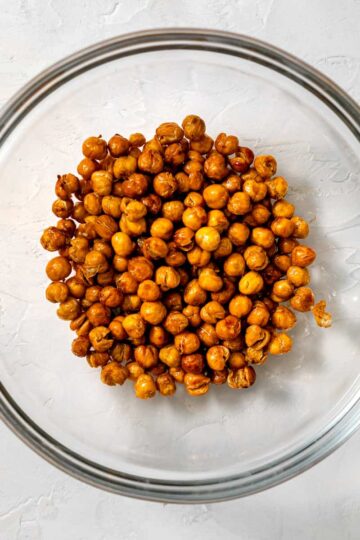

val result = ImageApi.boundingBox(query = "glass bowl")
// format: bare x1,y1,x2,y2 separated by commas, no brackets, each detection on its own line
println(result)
0,29,359,503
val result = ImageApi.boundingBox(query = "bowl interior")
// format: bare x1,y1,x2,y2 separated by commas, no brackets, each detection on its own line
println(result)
0,46,360,484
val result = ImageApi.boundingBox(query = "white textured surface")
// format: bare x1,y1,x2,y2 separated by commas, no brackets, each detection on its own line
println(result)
1,1,360,539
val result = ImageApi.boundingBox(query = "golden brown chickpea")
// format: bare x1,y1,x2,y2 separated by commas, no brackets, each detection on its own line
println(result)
290,286,315,312
183,279,207,306
93,240,113,260
98,154,115,174
161,201,184,223
134,373,156,399
97,267,114,286
168,366,184,383
128,132,145,148
187,150,204,163
244,347,267,365
150,218,174,240
82,136,107,160
89,326,113,352
90,170,113,196
173,227,195,251
94,214,118,240
268,333,293,355
46,282,69,303
116,272,138,294
155,122,184,144
147,329,167,350
72,202,88,223
279,237,299,254
175,171,191,193
214,132,239,155
227,191,252,215
229,351,247,369
139,195,161,218
243,245,268,271
155,266,180,291
113,155,137,179
184,372,210,396
228,148,253,174
247,303,270,327
111,232,134,257
156,373,176,396
182,206,207,231
271,217,295,238
195,226,220,251
200,301,225,325
84,251,109,277
187,246,211,268
141,238,168,261
254,154,277,177
245,325,271,350
127,257,154,282
101,362,129,386
272,305,297,330
46,256,71,281
157,345,179,368
121,313,146,339
291,216,309,239
139,301,166,325
174,331,200,354
207,210,230,233
56,173,80,198
228,222,250,246
184,191,204,208
206,345,230,371
83,192,102,215
272,279,294,301
107,134,130,157
113,255,128,272
66,277,86,299
223,253,246,277
84,284,101,303
182,115,206,141
211,368,229,385
227,366,256,389
286,265,310,287
215,315,241,340
165,244,187,267
249,203,271,225
211,277,236,305
183,305,202,327
52,199,74,219
111,342,132,363
229,295,252,318
204,152,228,180
98,286,123,308
57,297,81,320
251,227,275,249
265,176,288,199
272,200,295,218
138,148,164,174
164,142,186,166
242,179,267,202
77,157,99,179
108,316,127,340
273,254,291,273
123,200,147,222
71,336,90,357
122,175,149,199
153,171,177,199
87,351,109,368
239,271,264,295
163,311,189,335
222,174,242,193
261,264,281,287
181,353,205,374
291,245,316,267
223,337,244,352
40,227,68,252
197,323,219,347
213,238,233,259
119,214,146,236
122,294,141,313
126,361,145,381
163,292,182,312
198,268,223,292
203,184,229,209
133,344,159,369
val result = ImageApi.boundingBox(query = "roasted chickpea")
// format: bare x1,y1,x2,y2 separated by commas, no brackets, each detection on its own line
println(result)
81,136,107,160
242,179,267,202
206,211,229,234
84,251,108,277
57,297,81,321
243,245,268,271
211,277,236,305
100,362,128,386
251,227,275,249
206,345,230,371
204,152,228,180
150,218,173,240
229,295,252,318
228,147,254,173
227,192,251,215
156,373,176,396
198,268,223,292
46,282,69,303
55,173,79,199
228,222,250,246
156,122,184,144
77,157,99,180
247,303,270,327
184,372,210,396
137,149,163,175
110,232,134,257
200,301,225,325
86,302,111,326
98,286,122,308
190,135,214,155
248,203,271,226
46,256,71,281
141,194,162,216
290,286,315,312
268,333,293,355
85,285,102,304
245,325,271,350
187,246,211,267
164,142,186,166
107,134,129,157
113,155,137,179
87,351,109,368
181,353,205,374
163,311,189,335
121,174,148,199
65,277,86,299
183,305,202,327
133,344,158,369
215,315,241,340
272,279,294,301
229,351,247,369
122,314,146,339
223,253,245,277
271,217,295,238
184,192,204,208
90,170,113,196
279,237,299,254
83,192,102,215
214,132,238,155
116,271,138,294
221,174,241,194
173,227,194,251
291,245,316,267
183,279,207,306
127,257,154,282
273,254,291,273
182,115,206,141
155,266,180,291
197,323,219,347
291,216,309,239
254,155,277,177
52,199,74,219
174,331,200,354
195,226,220,251
286,265,310,288
93,215,118,240
203,184,229,209
165,244,187,267
211,369,228,385
239,271,264,295
272,305,297,330
161,201,184,222
265,176,288,199
140,301,167,325
272,200,295,218
182,206,207,231
72,202,88,223
134,373,156,399
213,238,232,259
227,366,256,389
122,200,147,222
71,336,90,357
125,361,144,381
153,171,177,198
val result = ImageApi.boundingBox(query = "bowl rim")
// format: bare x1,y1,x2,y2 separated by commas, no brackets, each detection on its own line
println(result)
1,28,360,503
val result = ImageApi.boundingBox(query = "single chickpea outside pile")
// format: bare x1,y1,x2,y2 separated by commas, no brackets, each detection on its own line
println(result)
41,116,330,399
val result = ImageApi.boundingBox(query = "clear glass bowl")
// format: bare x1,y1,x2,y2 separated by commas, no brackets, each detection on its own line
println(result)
0,29,359,503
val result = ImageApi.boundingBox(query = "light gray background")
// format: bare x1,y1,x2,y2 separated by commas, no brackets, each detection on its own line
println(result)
1,1,359,538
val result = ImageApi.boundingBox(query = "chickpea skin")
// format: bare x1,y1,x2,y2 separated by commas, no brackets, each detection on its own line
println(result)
227,366,256,389
157,373,176,396
184,373,210,396
155,266,180,291
101,363,129,386
290,286,315,312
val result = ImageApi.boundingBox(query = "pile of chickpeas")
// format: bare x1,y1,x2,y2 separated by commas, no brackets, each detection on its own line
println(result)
41,115,330,399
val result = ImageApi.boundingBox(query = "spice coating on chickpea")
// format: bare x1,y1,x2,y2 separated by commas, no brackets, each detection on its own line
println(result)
41,117,330,399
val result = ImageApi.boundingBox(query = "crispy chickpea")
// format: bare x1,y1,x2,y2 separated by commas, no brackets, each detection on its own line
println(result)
265,176,288,199
223,337,244,352
98,286,122,308
271,217,295,238
137,149,163,175
227,192,251,215
200,301,225,325
122,294,141,313
182,115,206,141
247,303,270,327
164,311,189,335
127,257,154,282
116,272,138,294
122,173,149,198
273,254,291,273
57,297,81,320
72,202,88,223
87,351,109,368
249,203,271,225
168,366,184,383
97,267,114,286
197,323,219,347
122,200,147,222
229,295,252,318
101,362,129,386
55,173,79,199
136,281,160,304
229,147,254,173
93,239,113,260
113,155,137,179
245,325,271,350
110,232,134,257
52,199,74,219
155,122,183,144
244,245,268,271
128,132,145,147
133,374,156,399
228,222,250,246
83,192,102,215
273,200,295,218
183,305,202,327
203,152,228,180
71,336,90,357
291,216,310,239
84,251,108,277
155,266,180,291
127,361,144,381
184,192,204,208
206,345,230,371
158,345,180,368
214,132,238,155
93,215,118,240
182,206,207,231
242,179,267,202
215,315,241,340
40,227,68,252
165,244,187,267
141,194,162,216
141,236,168,260
164,142,186,166
181,353,204,374
89,326,113,352
82,136,107,160
279,237,299,254
239,271,264,295
187,246,211,267
195,226,220,251
121,314,145,339
113,255,128,272
163,292,183,312
291,245,316,267
153,171,177,199
107,134,130,157
251,227,275,249
119,214,146,236
213,237,233,259
244,347,267,365
66,277,86,299
290,286,315,312
46,256,71,281
111,342,132,363
198,268,223,292
207,211,229,234
223,253,245,277
203,184,229,209
268,333,293,355
156,373,176,396
77,157,99,179
140,301,167,325
229,351,247,369
286,265,310,287
173,227,194,251
162,201,185,222
46,282,69,303
90,170,113,196
184,373,210,396
134,345,159,369
227,366,256,389
211,277,236,305
175,172,190,193
108,316,127,340
254,155,277,177
272,279,294,301
262,264,282,287
174,332,200,354
272,305,297,330
222,174,242,193
183,279,207,306
150,218,173,240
